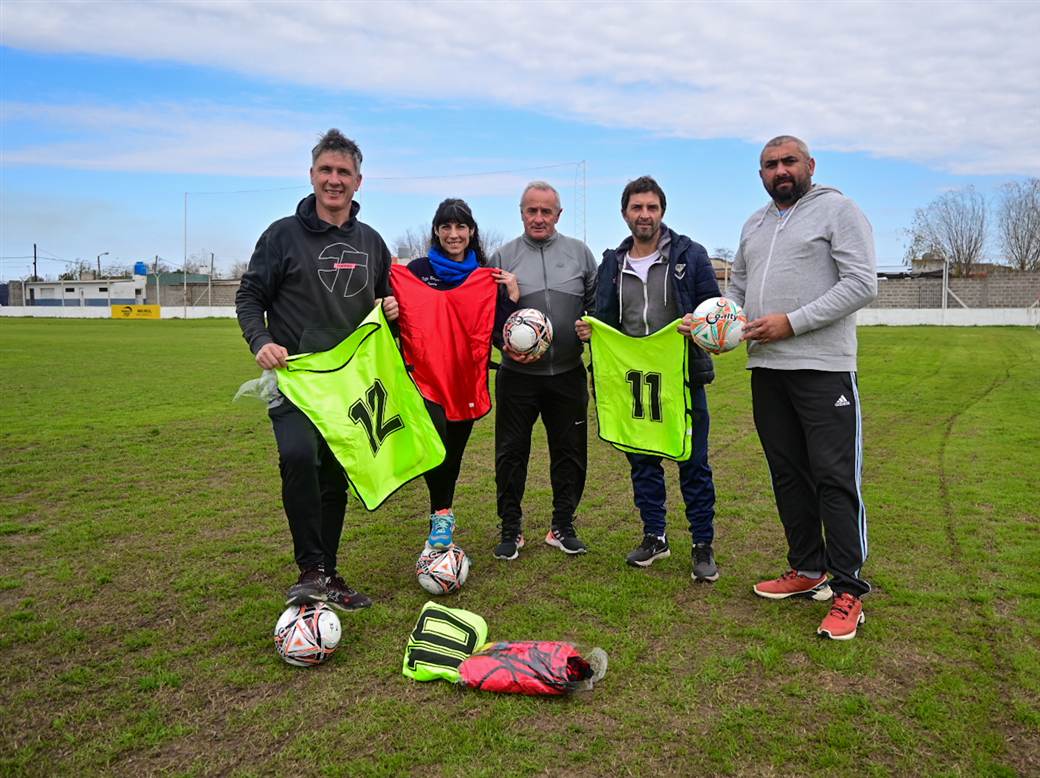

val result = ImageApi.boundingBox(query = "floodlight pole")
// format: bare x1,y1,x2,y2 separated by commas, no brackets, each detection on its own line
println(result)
183,192,188,320
96,251,109,278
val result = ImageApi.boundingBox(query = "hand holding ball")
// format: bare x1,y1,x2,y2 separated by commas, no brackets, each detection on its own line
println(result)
503,308,553,361
687,297,746,354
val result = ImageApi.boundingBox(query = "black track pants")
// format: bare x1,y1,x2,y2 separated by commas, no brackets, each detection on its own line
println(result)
494,365,589,531
268,399,348,573
751,368,869,597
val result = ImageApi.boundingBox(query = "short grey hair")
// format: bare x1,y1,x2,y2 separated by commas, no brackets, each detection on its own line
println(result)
520,180,562,211
761,135,811,164
312,128,363,169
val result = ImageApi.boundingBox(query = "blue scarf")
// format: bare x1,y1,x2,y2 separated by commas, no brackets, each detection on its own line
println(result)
428,246,478,284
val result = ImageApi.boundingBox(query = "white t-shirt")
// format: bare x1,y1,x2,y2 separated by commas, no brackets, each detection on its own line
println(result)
623,250,661,284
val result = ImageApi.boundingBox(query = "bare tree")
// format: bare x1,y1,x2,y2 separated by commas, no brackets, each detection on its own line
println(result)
907,186,988,277
227,259,250,279
101,264,132,279
394,227,430,261
997,178,1040,271
712,247,735,262
185,250,215,275
480,228,505,258
58,259,91,281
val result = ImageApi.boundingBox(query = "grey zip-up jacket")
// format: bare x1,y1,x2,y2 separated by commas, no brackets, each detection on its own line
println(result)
489,231,597,376
729,185,877,372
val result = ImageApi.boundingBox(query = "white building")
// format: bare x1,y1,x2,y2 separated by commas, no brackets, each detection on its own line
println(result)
15,276,147,307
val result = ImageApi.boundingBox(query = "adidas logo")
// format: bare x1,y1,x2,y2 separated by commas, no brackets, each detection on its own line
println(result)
834,394,851,407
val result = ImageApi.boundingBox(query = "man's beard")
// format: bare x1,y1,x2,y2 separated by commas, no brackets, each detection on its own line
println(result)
769,176,810,205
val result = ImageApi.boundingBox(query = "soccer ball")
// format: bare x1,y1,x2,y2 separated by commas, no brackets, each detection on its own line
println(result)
273,603,342,667
688,297,747,354
416,544,471,595
503,308,553,359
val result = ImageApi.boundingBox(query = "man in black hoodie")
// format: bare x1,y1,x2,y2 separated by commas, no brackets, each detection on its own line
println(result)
236,129,398,611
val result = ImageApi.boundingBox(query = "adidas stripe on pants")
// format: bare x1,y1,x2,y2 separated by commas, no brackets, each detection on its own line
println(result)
751,368,870,598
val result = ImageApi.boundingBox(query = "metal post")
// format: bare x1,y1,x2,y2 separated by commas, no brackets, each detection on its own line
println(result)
941,256,948,325
209,252,214,308
183,192,188,320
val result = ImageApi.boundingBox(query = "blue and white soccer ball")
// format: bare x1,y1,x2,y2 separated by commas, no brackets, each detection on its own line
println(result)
273,602,342,667
416,544,471,595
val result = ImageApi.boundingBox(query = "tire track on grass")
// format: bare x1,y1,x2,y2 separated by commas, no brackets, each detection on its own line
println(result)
934,345,1036,773
937,366,1010,563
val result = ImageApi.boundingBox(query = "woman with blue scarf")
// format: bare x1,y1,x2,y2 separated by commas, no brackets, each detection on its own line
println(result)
394,198,519,550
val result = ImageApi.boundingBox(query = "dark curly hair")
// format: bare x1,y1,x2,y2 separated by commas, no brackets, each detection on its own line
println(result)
621,175,667,214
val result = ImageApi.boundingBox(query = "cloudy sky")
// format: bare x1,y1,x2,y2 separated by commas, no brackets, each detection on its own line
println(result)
2,1,1038,280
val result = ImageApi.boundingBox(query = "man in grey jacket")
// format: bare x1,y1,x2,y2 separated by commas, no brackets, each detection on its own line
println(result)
488,181,598,560
728,135,877,641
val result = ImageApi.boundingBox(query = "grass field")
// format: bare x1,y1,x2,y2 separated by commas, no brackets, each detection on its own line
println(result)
1,319,1038,777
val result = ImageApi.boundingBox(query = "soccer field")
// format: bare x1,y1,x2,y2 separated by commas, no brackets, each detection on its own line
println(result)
1,319,1037,776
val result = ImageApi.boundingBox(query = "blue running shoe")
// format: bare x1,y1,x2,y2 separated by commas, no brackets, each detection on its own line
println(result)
427,509,455,548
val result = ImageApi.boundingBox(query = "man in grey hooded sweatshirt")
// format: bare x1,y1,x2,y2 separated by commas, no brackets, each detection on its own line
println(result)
728,135,877,641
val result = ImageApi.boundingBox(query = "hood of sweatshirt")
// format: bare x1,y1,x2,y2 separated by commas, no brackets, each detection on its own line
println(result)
751,184,842,230
294,194,361,233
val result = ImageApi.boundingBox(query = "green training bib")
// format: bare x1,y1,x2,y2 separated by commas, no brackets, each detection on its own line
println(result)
402,601,489,683
584,316,693,461
276,305,446,510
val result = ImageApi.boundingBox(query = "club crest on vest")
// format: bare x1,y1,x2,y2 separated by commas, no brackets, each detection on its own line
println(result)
674,262,686,280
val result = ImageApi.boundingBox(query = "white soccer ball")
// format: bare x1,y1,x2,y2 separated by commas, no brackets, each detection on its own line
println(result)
273,603,342,667
416,544,471,595
688,297,747,354
503,308,553,359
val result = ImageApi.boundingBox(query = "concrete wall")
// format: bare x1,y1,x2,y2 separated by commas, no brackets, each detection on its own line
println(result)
871,272,1040,308
147,280,240,307
4,305,1038,326
0,305,238,319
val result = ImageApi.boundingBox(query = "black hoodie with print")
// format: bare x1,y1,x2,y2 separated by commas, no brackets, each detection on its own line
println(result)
236,194,392,356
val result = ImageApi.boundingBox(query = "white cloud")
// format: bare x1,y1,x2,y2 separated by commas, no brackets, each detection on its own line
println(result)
2,101,314,176
2,1,1039,175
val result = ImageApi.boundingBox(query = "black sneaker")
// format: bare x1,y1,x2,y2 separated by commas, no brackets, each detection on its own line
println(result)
626,534,670,568
286,566,327,606
692,543,720,582
545,524,588,555
494,530,525,561
324,572,372,611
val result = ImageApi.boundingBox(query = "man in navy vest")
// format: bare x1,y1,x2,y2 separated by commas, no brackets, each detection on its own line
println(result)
578,176,722,581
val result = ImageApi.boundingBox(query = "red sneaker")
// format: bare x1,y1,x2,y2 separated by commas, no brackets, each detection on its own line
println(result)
817,592,865,640
753,570,833,601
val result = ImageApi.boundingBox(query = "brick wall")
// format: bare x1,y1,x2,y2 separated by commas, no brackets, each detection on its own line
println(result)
870,272,1040,308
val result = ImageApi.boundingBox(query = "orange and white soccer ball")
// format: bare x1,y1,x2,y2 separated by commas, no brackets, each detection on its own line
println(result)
503,308,553,360
273,603,342,667
416,544,471,595
688,297,746,354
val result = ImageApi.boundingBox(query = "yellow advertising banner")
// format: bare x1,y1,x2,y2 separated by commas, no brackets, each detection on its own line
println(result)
111,305,161,320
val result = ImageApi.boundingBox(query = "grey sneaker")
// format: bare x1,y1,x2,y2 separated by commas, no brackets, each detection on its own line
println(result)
285,566,327,606
626,534,670,567
692,543,720,582
494,530,525,561
545,524,588,555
